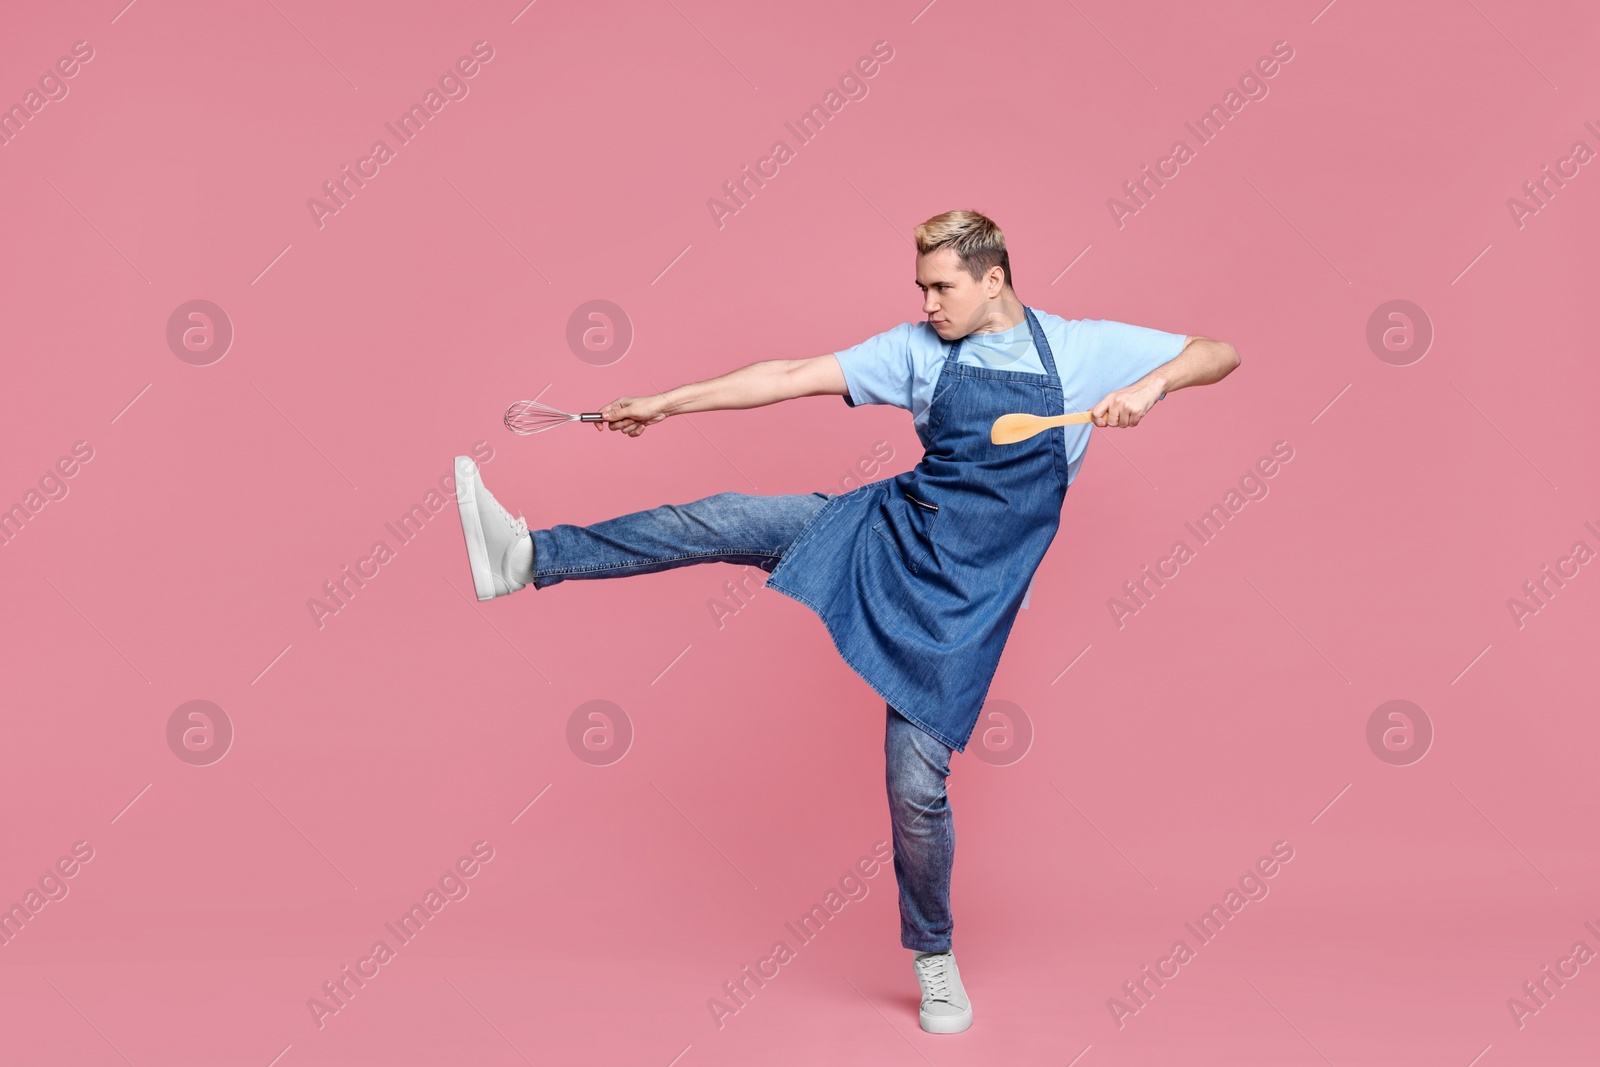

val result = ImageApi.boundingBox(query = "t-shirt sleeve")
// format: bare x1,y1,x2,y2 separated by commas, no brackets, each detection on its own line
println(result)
832,322,916,410
1081,319,1188,398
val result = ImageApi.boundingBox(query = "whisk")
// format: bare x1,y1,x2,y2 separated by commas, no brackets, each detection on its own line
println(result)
503,399,607,436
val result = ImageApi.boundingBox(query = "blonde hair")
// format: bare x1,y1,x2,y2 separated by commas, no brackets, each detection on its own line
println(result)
914,210,1013,291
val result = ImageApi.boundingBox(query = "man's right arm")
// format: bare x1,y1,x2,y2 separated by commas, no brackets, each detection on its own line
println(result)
661,356,848,413
786,354,851,400
601,356,850,436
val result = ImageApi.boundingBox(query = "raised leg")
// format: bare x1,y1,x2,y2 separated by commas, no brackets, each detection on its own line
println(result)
529,490,830,589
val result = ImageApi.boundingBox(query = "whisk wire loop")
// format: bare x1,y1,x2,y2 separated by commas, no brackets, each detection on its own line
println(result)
504,399,605,436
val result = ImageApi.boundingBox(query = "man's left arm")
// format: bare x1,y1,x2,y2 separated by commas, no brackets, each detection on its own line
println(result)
1092,336,1240,428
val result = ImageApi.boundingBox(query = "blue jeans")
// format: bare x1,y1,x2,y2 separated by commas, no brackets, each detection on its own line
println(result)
529,490,958,952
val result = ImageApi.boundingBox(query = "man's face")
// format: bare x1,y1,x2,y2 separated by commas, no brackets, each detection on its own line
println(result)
916,247,997,340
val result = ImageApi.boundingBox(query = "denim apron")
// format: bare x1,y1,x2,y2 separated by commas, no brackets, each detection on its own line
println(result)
765,306,1070,751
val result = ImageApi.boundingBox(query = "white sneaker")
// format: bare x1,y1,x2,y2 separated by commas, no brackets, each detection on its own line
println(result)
454,456,529,601
913,950,973,1034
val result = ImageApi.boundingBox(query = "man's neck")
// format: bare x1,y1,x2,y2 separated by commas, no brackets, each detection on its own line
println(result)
969,292,1026,334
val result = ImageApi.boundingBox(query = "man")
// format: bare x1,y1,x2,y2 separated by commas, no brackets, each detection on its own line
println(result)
454,210,1239,1034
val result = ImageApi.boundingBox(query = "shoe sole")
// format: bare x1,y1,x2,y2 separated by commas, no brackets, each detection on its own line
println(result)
919,1008,973,1034
453,457,496,602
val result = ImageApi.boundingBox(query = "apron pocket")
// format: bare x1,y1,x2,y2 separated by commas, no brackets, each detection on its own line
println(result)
872,489,941,574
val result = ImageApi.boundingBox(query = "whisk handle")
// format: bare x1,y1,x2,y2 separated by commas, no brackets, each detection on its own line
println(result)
578,412,606,422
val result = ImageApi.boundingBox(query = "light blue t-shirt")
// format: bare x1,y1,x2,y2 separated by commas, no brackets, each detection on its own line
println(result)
834,310,1187,486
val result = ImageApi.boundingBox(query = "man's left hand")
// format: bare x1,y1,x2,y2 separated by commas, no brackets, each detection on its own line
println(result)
1091,381,1164,428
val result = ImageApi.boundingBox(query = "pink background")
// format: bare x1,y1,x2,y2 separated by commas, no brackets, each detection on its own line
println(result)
2,0,1597,1063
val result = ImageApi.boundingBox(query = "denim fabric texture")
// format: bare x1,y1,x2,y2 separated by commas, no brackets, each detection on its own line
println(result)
765,306,1070,751
885,701,957,951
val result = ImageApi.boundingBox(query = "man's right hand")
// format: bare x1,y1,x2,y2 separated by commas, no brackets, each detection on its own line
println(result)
599,394,671,437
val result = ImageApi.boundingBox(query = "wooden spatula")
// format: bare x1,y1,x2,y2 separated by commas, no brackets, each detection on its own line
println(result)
991,410,1095,445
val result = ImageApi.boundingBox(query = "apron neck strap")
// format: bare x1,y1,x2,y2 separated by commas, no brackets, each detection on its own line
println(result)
1023,306,1061,381
943,307,1061,381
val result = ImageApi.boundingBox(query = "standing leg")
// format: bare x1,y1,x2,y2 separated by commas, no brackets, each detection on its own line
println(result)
885,702,956,951
885,702,973,1034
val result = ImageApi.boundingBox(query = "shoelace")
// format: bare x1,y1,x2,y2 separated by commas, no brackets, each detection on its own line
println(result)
488,494,527,538
915,954,952,1001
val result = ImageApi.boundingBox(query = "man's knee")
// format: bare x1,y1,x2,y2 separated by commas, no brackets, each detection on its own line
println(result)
887,755,948,820
888,778,947,827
